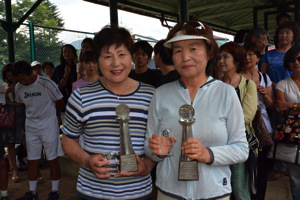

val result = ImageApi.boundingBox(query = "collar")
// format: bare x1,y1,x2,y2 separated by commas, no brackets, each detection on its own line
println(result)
178,77,216,89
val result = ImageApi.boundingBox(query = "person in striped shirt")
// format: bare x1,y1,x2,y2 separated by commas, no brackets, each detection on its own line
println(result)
61,25,156,200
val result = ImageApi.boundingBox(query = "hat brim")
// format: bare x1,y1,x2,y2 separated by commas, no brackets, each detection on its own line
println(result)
164,35,211,49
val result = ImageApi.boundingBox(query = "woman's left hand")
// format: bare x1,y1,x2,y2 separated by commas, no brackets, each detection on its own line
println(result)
257,85,267,98
181,138,211,163
276,101,292,112
114,155,149,178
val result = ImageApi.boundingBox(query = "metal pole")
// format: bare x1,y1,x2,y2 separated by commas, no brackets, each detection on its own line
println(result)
253,8,257,28
29,23,35,62
109,0,118,26
179,0,189,22
264,12,268,31
5,0,15,62
295,1,299,22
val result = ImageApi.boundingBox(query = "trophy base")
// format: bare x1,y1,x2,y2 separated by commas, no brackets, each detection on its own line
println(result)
178,160,199,181
120,154,138,172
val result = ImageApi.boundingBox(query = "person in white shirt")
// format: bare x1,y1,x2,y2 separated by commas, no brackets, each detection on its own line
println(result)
11,61,64,200
0,80,10,200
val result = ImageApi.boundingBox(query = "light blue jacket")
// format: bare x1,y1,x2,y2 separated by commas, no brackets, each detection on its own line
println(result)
145,77,249,200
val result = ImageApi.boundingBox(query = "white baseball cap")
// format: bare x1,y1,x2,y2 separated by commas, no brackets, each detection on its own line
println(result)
31,61,41,67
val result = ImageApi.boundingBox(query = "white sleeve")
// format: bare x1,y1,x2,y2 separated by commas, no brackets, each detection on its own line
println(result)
15,84,22,104
47,79,63,101
209,89,249,166
144,91,164,162
266,74,272,87
276,79,285,93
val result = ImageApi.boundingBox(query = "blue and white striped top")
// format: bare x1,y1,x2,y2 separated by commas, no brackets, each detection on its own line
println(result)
62,80,155,200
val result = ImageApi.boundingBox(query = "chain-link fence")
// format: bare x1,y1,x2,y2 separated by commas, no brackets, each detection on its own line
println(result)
0,23,95,81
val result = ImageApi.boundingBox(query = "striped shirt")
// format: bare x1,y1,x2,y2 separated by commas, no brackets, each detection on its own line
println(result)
62,80,155,200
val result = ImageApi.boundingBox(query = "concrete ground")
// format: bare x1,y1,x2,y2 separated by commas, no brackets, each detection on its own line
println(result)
6,155,293,200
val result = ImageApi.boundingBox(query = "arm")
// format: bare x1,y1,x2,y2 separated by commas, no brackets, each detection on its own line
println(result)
260,62,268,73
209,89,249,166
62,134,112,178
55,99,64,116
257,84,275,110
275,89,300,116
242,80,258,125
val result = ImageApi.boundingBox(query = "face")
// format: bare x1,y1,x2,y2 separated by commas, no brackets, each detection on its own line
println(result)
279,17,289,25
15,73,35,86
288,53,300,73
83,60,98,76
133,47,150,68
245,51,259,68
32,65,43,76
99,43,132,84
153,53,160,69
5,71,16,83
278,28,294,45
253,34,268,51
43,65,54,77
217,51,237,73
63,46,75,61
81,42,92,54
172,39,209,80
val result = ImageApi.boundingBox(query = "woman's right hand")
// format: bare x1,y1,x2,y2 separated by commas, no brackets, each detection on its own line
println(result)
86,154,112,179
64,65,71,77
148,134,177,157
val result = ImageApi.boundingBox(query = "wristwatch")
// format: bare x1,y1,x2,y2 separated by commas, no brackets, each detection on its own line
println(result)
294,103,297,111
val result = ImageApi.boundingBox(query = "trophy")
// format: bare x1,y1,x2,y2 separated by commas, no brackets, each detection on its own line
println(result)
116,104,138,172
178,104,199,181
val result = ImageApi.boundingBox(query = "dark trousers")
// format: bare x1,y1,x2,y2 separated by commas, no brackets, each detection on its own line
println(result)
251,145,271,200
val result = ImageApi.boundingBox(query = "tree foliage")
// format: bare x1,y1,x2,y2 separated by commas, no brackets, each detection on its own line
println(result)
0,0,64,65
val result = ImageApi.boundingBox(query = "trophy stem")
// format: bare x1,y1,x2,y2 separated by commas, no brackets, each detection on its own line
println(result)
180,119,195,161
118,117,135,155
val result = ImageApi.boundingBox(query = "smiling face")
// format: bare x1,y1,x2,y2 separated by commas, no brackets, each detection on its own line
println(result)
245,50,260,69
217,51,238,73
99,43,132,85
43,65,54,78
172,39,209,80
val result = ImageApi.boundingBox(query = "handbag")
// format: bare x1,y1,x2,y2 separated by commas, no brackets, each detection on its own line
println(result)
267,141,300,166
273,109,300,144
252,110,273,149
0,105,16,129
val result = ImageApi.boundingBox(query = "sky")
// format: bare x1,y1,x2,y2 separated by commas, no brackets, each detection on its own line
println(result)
50,0,234,42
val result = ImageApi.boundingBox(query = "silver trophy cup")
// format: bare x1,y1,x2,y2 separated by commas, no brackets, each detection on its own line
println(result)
116,104,138,172
178,104,199,181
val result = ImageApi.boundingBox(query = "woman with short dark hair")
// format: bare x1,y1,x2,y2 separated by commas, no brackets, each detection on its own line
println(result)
218,42,258,200
146,21,249,200
42,61,54,79
61,26,155,200
275,45,300,200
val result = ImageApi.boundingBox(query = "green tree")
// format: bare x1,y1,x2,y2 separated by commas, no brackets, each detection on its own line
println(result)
0,0,64,65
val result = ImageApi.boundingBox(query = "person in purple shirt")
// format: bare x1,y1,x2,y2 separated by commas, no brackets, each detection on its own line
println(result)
72,51,101,92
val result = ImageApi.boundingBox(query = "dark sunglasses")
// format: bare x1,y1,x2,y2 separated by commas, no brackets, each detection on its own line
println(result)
288,57,300,63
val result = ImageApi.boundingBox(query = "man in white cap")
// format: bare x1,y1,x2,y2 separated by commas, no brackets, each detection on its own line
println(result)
31,61,43,76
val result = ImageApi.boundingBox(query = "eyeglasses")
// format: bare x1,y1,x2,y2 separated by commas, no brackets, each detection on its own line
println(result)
288,57,300,63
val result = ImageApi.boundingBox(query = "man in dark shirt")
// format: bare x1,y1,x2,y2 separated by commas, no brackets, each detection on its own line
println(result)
154,40,180,88
129,41,161,87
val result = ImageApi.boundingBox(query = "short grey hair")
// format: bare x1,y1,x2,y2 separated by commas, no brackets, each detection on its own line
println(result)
253,28,269,41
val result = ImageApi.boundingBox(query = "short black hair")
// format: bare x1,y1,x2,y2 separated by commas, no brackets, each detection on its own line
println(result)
82,50,97,63
11,61,32,77
284,45,300,71
276,13,291,26
42,61,55,72
234,29,250,43
133,41,153,59
93,25,134,60
243,43,261,58
154,40,174,66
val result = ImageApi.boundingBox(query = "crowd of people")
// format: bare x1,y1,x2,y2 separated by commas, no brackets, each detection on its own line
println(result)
0,12,300,200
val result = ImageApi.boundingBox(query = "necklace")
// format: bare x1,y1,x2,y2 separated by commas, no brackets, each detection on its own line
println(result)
103,78,129,100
